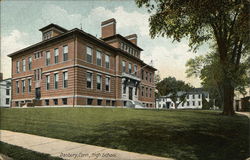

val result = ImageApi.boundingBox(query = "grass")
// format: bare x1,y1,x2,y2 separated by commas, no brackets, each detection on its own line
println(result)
0,108,249,160
0,142,63,160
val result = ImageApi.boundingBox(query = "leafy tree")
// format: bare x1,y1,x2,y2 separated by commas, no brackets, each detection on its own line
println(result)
156,77,193,109
186,51,249,108
136,0,250,115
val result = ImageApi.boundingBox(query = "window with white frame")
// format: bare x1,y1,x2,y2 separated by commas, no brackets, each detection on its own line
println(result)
28,57,32,70
134,65,137,76
96,51,102,66
86,47,93,63
105,77,110,91
16,81,19,93
96,74,102,90
16,61,20,73
128,63,132,74
22,59,26,72
22,80,25,93
54,48,59,64
122,61,126,73
141,86,144,96
63,71,68,88
105,55,110,69
28,79,32,93
46,51,50,66
46,75,50,90
86,72,93,88
54,73,58,89
63,45,68,61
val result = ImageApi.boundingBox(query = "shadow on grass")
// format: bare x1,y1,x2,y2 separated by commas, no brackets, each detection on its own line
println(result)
72,119,249,160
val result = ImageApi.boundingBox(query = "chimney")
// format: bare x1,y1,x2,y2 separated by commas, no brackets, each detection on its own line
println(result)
125,34,137,45
101,18,116,39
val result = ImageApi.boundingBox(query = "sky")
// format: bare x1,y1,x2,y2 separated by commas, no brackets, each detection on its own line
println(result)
0,0,209,87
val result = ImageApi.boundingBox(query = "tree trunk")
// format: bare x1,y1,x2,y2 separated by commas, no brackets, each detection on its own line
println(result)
222,79,235,115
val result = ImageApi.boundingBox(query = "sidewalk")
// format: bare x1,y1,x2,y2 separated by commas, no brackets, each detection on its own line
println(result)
0,130,172,160
236,112,250,118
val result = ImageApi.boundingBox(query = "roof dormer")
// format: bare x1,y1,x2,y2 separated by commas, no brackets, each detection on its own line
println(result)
39,23,68,41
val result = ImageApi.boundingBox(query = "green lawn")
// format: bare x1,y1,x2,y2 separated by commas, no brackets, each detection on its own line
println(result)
0,108,249,160
0,142,63,160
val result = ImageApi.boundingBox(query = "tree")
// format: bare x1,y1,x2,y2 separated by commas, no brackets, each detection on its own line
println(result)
136,0,250,115
156,77,193,109
186,51,250,109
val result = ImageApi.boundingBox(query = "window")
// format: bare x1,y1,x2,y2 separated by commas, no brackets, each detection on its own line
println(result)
96,74,102,90
15,101,19,107
112,101,115,106
198,94,201,99
22,59,26,72
193,94,195,99
53,99,58,105
63,45,68,61
87,72,93,88
16,81,19,93
46,51,50,66
63,72,68,88
28,79,32,93
28,57,32,70
106,100,111,106
34,70,37,81
121,42,124,50
193,101,195,106
141,70,144,80
87,98,93,105
62,98,67,105
105,55,110,69
141,86,144,96
6,98,9,105
128,63,132,74
122,61,126,73
22,80,25,93
134,65,137,76
54,48,59,64
46,75,50,90
198,101,201,106
86,46,93,63
187,101,190,106
6,88,10,95
123,84,126,94
54,73,58,89
145,72,148,81
96,51,102,66
45,99,49,105
150,88,152,97
97,99,102,106
105,77,110,91
16,61,20,73
146,88,148,97
150,73,152,82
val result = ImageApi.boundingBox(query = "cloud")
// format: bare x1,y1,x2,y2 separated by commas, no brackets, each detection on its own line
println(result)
1,4,202,86
88,6,150,36
1,30,28,79
142,43,201,87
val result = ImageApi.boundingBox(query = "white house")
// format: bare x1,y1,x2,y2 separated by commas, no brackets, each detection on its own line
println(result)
156,89,209,109
0,78,11,107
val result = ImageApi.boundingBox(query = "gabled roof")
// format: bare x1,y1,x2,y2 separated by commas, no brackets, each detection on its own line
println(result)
39,23,68,33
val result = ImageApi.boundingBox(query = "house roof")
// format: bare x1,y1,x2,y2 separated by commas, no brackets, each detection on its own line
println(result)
7,26,156,71
101,34,143,51
39,23,68,33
